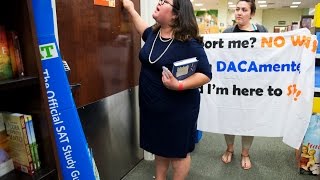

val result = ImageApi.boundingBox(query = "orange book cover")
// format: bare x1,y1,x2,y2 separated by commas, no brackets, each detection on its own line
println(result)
94,0,115,7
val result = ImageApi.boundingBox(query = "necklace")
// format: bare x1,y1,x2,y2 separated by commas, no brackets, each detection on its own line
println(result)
159,30,172,42
148,30,174,64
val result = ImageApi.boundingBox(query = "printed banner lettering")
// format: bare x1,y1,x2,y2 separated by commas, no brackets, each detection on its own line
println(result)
198,29,318,149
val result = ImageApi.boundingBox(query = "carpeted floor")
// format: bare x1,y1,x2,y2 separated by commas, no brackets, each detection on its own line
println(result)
122,132,318,180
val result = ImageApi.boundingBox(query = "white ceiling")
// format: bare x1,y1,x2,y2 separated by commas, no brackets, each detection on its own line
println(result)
192,0,319,10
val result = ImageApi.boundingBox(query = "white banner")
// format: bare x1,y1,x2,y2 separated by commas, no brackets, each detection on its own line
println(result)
198,28,318,149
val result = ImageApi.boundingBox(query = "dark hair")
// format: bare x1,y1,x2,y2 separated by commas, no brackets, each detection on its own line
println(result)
152,0,203,43
237,0,256,15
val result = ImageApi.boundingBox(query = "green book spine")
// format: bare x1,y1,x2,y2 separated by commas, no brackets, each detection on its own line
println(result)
28,118,40,169
24,115,37,170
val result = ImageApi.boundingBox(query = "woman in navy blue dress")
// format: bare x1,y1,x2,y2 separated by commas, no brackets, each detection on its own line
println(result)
122,0,212,179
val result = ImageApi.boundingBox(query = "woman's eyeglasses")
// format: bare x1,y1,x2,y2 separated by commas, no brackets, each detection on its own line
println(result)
159,0,179,10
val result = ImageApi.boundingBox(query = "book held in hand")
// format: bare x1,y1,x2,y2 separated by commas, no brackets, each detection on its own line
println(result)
172,57,198,80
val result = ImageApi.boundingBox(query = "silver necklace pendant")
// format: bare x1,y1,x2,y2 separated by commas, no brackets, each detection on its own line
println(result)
148,30,174,64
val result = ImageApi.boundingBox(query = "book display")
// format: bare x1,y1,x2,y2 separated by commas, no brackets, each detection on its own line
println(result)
299,114,320,176
0,0,58,179
298,18,320,176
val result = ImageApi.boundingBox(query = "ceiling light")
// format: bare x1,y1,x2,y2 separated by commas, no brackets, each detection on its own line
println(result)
200,8,207,11
259,4,267,7
229,4,236,8
292,2,301,5
194,3,203,6
290,5,298,8
258,1,267,3
228,2,233,5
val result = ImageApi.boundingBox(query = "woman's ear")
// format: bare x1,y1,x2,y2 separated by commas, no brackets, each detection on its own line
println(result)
172,14,177,20
250,13,255,19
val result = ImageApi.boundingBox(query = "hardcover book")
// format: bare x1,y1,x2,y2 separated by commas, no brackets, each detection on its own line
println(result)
0,26,13,80
172,57,198,80
0,113,14,177
316,32,320,54
7,31,24,78
3,113,34,175
24,115,39,170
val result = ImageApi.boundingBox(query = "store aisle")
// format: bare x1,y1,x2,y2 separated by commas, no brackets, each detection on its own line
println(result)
122,132,318,180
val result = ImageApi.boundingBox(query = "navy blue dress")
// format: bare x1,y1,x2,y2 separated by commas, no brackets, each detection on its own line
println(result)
139,27,212,158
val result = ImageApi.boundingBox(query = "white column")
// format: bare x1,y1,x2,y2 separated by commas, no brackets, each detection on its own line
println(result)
218,0,228,30
140,0,157,27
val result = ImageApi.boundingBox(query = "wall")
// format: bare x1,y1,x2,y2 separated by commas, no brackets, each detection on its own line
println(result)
262,8,306,32
226,9,263,28
140,0,157,26
56,0,141,107
55,0,143,179
218,0,228,30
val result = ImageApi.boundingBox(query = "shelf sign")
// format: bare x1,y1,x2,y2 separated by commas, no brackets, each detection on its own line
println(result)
94,0,115,7
31,0,96,179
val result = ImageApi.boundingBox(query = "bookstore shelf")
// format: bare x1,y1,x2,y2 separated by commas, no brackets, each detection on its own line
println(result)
0,0,59,179
0,168,56,180
0,77,38,91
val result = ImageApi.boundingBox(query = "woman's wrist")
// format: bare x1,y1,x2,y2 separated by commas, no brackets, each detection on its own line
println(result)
178,81,184,91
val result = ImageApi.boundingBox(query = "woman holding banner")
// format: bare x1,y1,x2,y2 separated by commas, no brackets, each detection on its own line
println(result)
221,0,267,170
121,0,212,179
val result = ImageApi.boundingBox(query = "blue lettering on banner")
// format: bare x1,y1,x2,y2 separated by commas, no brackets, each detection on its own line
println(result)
216,60,301,73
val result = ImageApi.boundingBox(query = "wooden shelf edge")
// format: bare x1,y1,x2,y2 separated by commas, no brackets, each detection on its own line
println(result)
0,168,56,180
0,77,38,91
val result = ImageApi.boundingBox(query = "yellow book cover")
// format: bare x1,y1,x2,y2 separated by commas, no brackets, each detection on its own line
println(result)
3,113,34,174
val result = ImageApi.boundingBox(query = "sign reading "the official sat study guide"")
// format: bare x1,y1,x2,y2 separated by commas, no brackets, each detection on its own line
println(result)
31,0,97,179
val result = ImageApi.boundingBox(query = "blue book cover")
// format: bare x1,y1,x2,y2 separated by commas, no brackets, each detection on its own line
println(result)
299,114,320,176
315,66,320,89
316,32,320,54
172,57,198,80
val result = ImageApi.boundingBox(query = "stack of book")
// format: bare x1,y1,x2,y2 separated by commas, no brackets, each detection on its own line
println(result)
0,112,40,175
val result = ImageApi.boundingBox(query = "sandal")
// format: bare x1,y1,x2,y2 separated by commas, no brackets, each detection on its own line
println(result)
241,154,252,170
221,150,234,164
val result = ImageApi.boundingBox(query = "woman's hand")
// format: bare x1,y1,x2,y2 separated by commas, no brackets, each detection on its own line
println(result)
120,0,147,35
162,71,180,91
121,0,134,12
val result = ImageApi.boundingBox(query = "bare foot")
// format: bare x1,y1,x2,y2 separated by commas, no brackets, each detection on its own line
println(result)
241,154,252,170
221,150,233,164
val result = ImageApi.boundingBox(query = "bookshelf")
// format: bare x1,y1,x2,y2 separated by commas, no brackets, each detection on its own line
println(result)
0,0,58,179
0,77,38,91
